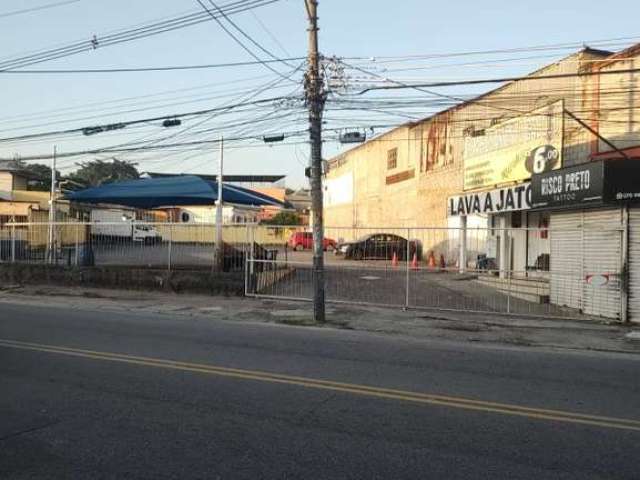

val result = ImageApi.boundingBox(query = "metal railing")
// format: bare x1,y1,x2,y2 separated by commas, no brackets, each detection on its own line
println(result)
246,225,625,321
0,222,253,272
0,221,626,321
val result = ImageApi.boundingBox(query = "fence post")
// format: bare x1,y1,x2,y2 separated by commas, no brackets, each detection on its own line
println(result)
405,227,411,310
167,223,173,272
74,223,79,267
244,224,250,296
11,223,16,263
459,216,467,274
507,269,512,314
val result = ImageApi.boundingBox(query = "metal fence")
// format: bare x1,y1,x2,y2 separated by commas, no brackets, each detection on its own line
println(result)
0,222,257,271
246,225,626,321
0,221,626,321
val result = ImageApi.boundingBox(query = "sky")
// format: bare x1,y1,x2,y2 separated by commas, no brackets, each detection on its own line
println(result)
1,0,639,188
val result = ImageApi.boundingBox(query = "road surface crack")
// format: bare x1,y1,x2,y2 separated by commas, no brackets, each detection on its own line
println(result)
0,420,60,442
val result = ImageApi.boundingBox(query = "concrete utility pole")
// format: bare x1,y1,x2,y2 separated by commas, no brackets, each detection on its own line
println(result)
215,136,224,271
47,145,57,264
305,0,326,323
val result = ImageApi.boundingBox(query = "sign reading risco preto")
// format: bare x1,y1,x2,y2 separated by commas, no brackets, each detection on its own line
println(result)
531,161,604,209
448,183,531,216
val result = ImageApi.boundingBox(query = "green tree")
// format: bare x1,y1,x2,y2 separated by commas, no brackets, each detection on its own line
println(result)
68,158,139,188
262,211,302,226
10,160,56,191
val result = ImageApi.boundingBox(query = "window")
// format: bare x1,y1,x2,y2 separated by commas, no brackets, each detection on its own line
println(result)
387,148,398,170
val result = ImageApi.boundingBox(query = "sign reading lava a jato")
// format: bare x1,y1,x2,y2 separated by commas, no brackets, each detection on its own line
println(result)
463,100,563,191
448,183,531,216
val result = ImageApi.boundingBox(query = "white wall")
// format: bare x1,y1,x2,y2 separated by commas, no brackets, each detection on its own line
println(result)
324,172,353,207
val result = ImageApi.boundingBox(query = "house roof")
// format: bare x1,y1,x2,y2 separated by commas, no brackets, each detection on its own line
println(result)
595,42,640,69
0,160,41,180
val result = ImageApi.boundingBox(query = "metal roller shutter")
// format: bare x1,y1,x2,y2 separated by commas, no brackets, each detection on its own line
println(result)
550,212,583,310
628,208,640,323
550,208,623,320
581,209,623,320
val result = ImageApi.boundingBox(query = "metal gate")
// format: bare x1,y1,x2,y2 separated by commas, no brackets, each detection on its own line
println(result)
627,208,640,323
245,224,626,321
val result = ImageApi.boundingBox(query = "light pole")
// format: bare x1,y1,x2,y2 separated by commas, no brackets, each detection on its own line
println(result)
305,0,326,323
47,145,57,264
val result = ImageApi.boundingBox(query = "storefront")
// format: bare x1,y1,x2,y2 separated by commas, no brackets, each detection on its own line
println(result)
531,158,640,322
448,159,640,322
448,182,547,278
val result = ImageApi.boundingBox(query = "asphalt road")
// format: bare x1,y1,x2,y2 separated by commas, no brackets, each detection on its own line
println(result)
1,302,639,479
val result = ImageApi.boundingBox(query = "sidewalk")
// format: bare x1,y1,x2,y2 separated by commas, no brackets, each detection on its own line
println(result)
1,284,639,355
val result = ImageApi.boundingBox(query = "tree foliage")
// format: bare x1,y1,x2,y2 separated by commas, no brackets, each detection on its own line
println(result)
261,211,302,226
67,158,139,188
10,160,55,191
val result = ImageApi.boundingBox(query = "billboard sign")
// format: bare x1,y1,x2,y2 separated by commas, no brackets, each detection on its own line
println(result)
464,100,563,191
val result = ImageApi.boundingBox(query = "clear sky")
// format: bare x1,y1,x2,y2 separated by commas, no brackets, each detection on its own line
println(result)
1,0,639,188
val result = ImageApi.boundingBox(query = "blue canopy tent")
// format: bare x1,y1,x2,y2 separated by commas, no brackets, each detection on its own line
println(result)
66,175,285,209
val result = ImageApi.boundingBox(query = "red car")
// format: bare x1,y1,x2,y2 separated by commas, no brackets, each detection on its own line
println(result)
288,232,336,251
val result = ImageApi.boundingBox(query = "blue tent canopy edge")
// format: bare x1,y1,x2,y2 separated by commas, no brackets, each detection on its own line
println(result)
66,175,285,209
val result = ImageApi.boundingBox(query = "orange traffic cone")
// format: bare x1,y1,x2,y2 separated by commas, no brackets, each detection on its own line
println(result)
411,252,419,270
426,251,437,270
439,254,446,271
391,252,399,268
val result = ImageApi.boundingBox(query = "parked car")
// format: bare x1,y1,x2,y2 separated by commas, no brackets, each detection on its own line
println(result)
336,233,421,261
288,231,337,251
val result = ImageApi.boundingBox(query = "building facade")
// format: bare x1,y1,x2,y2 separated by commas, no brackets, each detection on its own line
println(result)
324,45,640,322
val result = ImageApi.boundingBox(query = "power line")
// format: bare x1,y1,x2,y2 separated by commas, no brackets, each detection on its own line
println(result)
0,0,282,71
2,130,311,161
195,0,295,82
0,0,81,19
0,95,300,143
111,64,305,160
345,35,640,62
0,72,280,125
0,57,305,74
358,66,640,93
249,9,291,57
0,82,298,135
206,0,295,68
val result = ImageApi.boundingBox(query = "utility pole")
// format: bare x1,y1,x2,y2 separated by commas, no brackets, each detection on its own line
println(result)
304,0,326,323
47,145,57,264
215,136,224,271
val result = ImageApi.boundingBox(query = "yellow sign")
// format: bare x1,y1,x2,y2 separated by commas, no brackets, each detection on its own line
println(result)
463,100,563,191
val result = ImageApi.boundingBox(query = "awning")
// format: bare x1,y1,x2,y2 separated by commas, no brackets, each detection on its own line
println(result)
65,175,285,209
